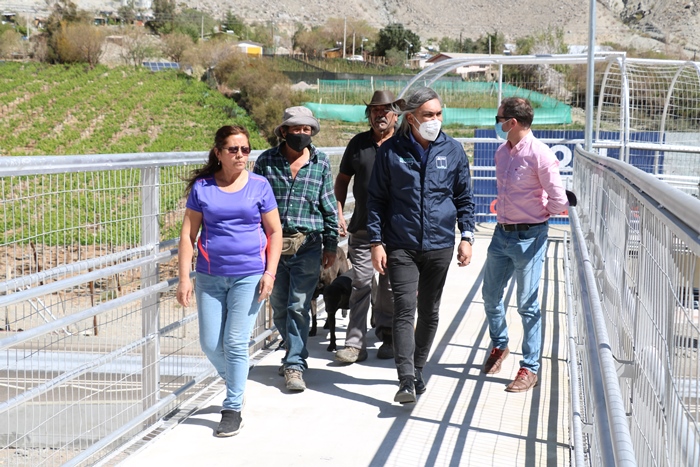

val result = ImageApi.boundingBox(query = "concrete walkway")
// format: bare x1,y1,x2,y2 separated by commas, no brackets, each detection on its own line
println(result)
118,224,571,467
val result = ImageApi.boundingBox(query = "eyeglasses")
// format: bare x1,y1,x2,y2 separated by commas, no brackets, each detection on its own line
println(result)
225,146,251,155
495,115,514,123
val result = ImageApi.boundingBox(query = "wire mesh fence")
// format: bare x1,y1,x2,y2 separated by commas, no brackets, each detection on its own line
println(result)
571,146,700,466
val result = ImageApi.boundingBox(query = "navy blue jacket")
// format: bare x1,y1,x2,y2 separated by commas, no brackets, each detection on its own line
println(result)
367,130,475,251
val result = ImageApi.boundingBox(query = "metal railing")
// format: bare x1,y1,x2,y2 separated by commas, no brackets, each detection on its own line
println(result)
567,144,700,466
0,149,352,466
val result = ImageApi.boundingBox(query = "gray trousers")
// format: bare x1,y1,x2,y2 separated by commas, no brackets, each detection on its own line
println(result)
344,230,394,350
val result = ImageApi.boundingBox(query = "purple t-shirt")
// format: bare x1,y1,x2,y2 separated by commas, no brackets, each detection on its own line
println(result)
186,172,277,276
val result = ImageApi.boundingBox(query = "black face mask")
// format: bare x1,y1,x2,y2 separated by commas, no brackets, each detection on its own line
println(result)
285,133,312,152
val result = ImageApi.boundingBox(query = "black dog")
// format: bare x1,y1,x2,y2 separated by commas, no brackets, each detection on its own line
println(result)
309,249,351,351
313,272,352,351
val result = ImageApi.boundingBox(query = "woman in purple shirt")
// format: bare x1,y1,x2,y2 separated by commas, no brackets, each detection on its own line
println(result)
176,125,282,437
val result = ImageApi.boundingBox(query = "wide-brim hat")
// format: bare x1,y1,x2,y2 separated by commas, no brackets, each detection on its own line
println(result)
364,90,405,110
274,106,320,139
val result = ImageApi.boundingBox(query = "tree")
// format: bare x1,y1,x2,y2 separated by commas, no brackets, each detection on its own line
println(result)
150,0,175,34
54,22,105,68
161,32,193,62
475,31,505,55
385,47,406,66
374,23,420,58
180,38,234,70
293,25,332,58
120,25,158,67
515,27,567,56
117,0,137,24
0,29,22,58
246,22,273,48
438,35,475,53
174,8,217,42
222,10,248,38
43,0,91,62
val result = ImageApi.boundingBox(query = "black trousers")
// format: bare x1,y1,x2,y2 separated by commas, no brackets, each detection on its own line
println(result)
387,247,453,380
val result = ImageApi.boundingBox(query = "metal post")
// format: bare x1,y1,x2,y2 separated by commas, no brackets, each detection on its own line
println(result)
585,0,596,151
343,17,347,59
498,64,503,106
140,166,160,426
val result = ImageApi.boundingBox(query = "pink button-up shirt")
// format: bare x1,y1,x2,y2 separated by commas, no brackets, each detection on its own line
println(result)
494,131,568,224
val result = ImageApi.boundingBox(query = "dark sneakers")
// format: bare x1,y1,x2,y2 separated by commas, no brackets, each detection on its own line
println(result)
376,341,394,359
216,410,242,437
394,377,417,404
483,347,510,374
414,367,426,395
377,335,394,359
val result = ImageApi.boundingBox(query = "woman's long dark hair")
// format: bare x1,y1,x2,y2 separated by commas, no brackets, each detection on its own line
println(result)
183,125,251,195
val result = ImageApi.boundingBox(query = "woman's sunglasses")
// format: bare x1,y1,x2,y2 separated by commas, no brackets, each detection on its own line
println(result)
225,146,251,155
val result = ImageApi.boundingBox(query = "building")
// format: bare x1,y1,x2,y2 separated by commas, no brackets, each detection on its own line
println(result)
235,41,264,57
423,52,501,79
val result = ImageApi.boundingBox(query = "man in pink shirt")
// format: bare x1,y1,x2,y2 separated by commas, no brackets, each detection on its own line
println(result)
482,97,568,393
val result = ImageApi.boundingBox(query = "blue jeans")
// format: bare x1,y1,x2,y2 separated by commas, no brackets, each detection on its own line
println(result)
271,235,322,372
482,223,548,373
195,272,262,411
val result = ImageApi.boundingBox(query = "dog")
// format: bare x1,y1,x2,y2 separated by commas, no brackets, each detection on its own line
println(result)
309,248,351,351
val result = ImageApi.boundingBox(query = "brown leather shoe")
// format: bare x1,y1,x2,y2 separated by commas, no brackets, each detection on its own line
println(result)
506,368,538,393
483,347,510,374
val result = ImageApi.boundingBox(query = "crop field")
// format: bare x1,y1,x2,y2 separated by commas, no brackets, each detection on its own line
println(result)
0,62,264,157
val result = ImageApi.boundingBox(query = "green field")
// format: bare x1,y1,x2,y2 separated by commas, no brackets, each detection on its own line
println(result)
0,62,265,156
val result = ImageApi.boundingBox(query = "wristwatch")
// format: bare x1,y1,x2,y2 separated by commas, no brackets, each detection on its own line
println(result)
460,231,475,245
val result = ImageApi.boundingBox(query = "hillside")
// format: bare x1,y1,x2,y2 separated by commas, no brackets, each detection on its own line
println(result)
0,62,264,156
13,0,700,57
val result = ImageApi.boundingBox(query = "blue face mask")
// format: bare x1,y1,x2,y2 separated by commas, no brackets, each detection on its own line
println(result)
495,121,510,140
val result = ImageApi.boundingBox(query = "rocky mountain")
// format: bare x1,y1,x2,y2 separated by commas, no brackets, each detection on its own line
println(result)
12,0,700,57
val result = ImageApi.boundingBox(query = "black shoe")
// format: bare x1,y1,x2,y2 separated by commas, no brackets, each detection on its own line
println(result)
216,410,242,437
377,340,394,359
414,367,426,395
394,378,416,404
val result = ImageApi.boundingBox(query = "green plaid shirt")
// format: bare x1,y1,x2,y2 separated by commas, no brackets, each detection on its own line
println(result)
253,144,338,253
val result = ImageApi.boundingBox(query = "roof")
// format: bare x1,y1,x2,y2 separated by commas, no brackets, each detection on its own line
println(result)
236,41,264,48
426,52,497,63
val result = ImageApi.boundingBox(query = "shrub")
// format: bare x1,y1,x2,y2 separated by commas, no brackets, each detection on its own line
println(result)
161,32,194,63
54,22,105,68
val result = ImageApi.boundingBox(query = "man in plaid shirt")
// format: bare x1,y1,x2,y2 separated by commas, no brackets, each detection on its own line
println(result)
254,106,338,392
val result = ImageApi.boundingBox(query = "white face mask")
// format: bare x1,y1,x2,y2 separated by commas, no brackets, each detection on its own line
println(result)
413,118,441,142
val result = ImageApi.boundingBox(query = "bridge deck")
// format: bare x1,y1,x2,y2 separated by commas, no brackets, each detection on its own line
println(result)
118,224,571,467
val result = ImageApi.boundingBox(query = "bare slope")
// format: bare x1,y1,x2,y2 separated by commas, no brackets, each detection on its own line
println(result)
14,0,700,54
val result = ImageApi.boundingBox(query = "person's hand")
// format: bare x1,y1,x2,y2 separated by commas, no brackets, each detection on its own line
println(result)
456,241,472,267
338,215,348,237
176,277,193,307
258,273,275,303
322,250,337,269
371,245,387,274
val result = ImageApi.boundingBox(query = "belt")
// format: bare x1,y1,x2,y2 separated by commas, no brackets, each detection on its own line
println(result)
497,221,548,232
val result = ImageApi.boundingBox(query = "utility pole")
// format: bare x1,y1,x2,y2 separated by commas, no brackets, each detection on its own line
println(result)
343,17,347,59
352,32,356,56
200,14,203,40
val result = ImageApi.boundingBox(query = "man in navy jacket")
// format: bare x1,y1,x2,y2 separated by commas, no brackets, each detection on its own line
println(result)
367,87,476,404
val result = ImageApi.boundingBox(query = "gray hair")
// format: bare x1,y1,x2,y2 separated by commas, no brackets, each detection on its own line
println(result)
397,87,443,137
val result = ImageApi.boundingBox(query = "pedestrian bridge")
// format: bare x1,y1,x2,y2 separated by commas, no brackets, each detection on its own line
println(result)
2,54,700,466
